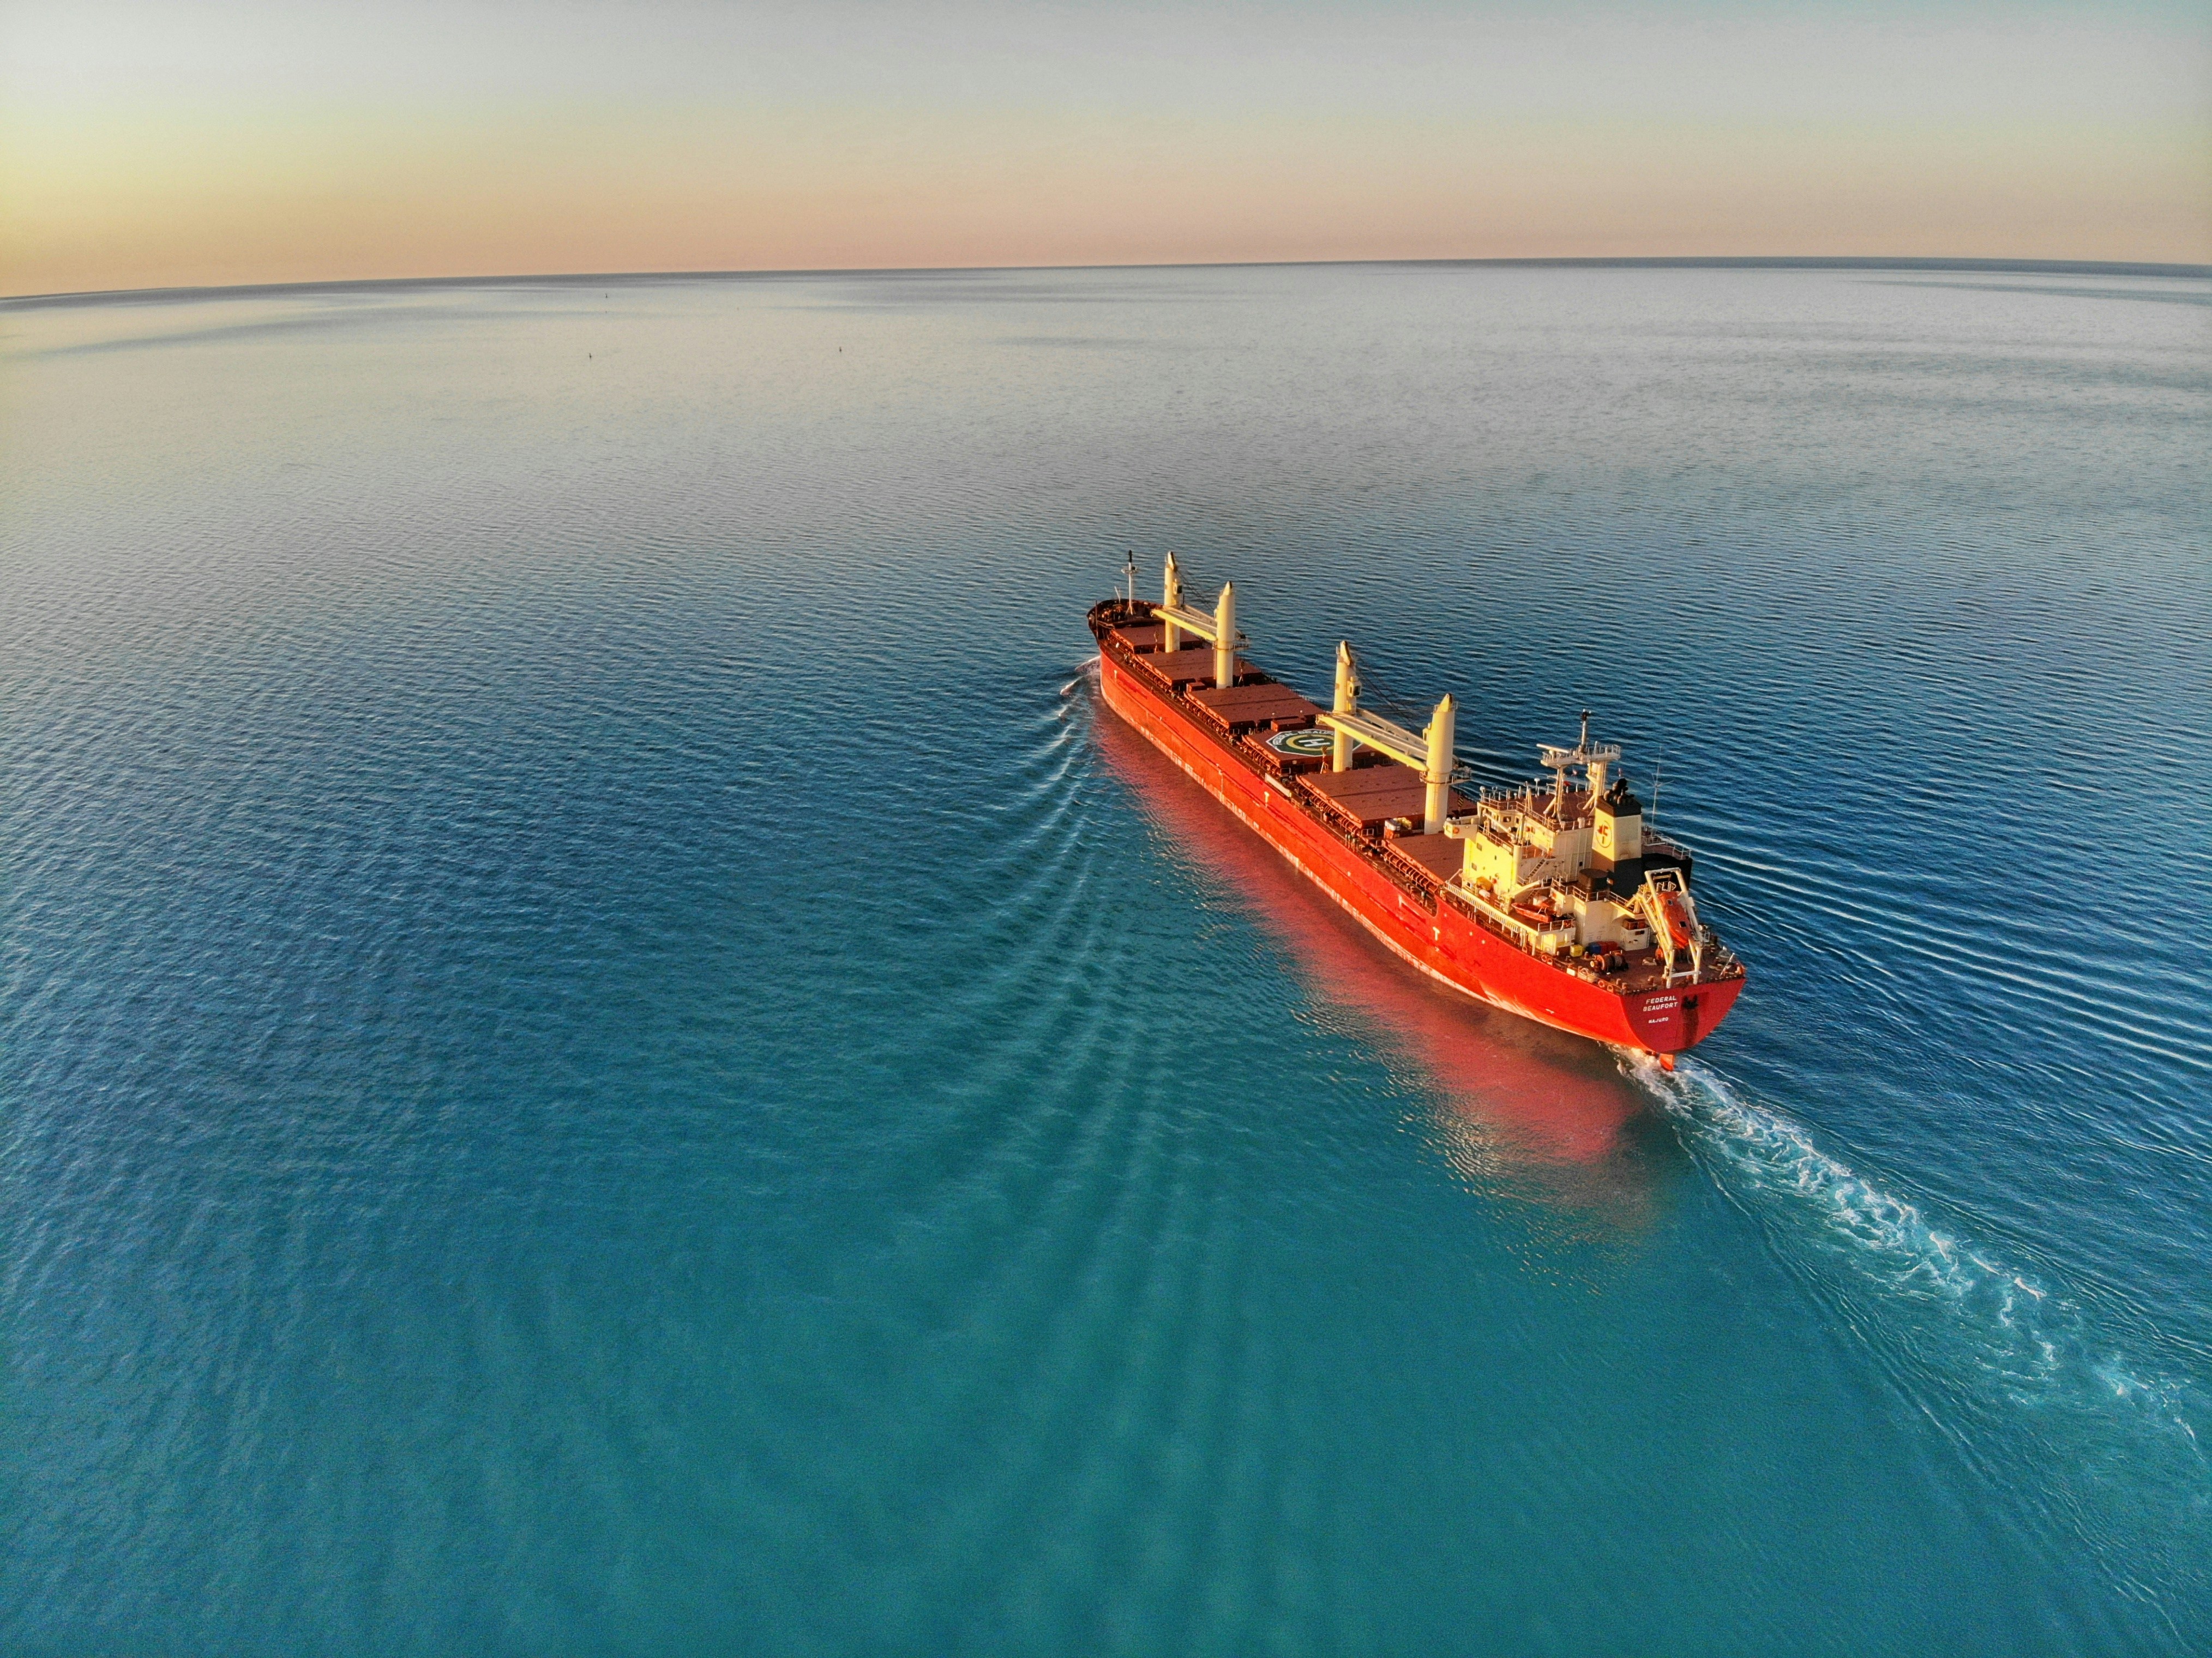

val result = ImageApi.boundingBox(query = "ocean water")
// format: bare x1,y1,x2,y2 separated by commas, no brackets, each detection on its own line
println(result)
3,262,2208,1655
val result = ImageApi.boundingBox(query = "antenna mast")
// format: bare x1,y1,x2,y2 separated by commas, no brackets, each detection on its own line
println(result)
1537,711,1621,814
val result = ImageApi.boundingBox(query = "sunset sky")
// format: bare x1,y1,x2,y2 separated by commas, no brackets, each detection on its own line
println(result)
3,0,2207,297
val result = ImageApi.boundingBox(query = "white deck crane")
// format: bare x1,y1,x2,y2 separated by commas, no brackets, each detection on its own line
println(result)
1313,641,1458,834
1153,553,1243,690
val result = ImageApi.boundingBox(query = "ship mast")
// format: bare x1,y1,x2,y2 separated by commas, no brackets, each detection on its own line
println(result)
1331,642,1360,773
1538,710,1621,816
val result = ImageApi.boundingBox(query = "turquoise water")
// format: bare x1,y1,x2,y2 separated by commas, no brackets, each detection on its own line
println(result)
3,264,2209,1654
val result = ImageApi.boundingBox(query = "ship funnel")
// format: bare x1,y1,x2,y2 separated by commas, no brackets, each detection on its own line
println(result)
1162,554,1184,651
1332,642,1360,772
1591,780,1642,869
1423,693,1456,833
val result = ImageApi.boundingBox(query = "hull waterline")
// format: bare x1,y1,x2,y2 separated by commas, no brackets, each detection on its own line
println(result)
1093,621,1745,1057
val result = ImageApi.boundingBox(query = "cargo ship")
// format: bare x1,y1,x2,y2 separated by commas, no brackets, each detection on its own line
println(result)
1089,557,1746,1062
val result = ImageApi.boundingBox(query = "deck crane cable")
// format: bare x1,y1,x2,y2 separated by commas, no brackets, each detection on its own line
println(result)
1341,655,1441,729
1170,557,1229,613
1323,650,1492,798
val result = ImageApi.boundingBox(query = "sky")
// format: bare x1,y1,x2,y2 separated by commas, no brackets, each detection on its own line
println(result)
2,0,2207,297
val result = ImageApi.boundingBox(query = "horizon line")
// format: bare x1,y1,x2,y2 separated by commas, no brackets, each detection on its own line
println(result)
7,254,2207,309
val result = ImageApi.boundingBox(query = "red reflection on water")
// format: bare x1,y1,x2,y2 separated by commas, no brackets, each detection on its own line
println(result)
1091,694,1646,1180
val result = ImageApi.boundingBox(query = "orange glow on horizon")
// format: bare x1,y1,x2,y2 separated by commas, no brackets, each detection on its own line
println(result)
3,3,2207,297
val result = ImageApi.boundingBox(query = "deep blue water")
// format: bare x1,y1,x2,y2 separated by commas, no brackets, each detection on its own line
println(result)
4,263,2209,1655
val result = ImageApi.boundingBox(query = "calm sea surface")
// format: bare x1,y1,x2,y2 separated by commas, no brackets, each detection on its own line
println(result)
3,265,2209,1655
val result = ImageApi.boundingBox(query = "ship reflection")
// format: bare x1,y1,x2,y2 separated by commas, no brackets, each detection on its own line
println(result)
1091,693,1657,1219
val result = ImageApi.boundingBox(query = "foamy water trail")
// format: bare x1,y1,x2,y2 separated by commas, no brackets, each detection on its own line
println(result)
1632,1054,2212,1635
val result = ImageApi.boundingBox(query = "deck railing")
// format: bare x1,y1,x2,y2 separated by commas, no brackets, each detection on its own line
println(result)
1095,621,1440,908
1094,616,1743,989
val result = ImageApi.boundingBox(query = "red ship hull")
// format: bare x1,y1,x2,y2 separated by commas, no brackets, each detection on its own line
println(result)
1097,646,1744,1055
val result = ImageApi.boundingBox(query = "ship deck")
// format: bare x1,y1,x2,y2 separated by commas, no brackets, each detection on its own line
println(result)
1381,831,1462,884
1190,682,1319,726
1091,602,1741,1004
1307,763,1476,831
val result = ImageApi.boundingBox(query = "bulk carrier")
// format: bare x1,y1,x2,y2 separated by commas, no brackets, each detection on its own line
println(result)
1089,557,1746,1061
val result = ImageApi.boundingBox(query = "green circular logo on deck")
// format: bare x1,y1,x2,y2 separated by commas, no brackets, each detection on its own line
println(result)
1267,728,1335,757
